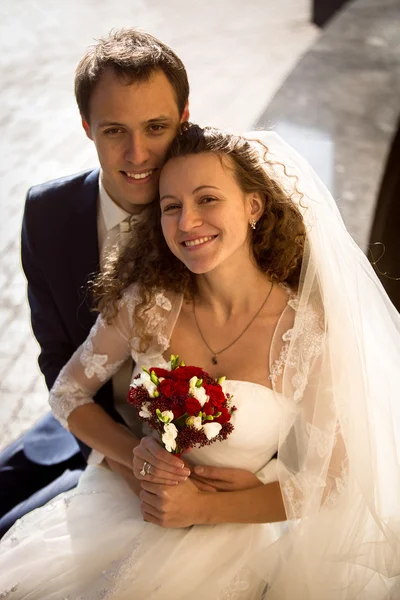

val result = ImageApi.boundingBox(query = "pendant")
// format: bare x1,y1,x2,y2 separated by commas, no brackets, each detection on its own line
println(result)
212,355,218,365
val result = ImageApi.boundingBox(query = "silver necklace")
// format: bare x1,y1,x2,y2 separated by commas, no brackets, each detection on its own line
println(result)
192,282,274,365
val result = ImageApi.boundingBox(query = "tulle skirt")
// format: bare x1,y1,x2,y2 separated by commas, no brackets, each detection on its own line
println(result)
0,465,286,599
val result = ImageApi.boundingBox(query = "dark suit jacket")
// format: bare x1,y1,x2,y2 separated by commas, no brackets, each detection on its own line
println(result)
21,168,124,463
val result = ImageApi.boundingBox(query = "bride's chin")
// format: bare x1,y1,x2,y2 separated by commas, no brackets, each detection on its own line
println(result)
182,261,213,275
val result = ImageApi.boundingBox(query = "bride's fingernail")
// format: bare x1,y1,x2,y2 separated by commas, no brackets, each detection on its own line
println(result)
195,466,204,475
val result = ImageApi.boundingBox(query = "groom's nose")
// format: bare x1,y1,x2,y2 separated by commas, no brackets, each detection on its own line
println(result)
124,133,150,165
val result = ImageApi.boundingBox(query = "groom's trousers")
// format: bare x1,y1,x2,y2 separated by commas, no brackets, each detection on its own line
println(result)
0,413,85,539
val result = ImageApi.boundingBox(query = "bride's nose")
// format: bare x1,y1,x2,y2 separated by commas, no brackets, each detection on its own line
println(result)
178,206,203,232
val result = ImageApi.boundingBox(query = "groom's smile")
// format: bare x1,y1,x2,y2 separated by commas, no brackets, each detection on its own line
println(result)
82,68,189,215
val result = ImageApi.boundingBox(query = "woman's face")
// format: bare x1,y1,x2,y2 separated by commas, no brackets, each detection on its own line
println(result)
159,153,261,275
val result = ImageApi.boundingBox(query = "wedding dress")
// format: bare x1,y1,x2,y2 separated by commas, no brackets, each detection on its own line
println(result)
1,131,399,599
0,287,292,600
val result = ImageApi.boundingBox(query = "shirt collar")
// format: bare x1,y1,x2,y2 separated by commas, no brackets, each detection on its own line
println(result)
99,175,131,232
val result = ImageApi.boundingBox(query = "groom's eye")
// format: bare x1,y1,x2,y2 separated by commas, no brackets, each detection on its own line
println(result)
104,128,123,136
149,124,166,133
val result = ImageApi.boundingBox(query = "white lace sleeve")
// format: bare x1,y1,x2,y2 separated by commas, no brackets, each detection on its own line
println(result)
49,302,133,430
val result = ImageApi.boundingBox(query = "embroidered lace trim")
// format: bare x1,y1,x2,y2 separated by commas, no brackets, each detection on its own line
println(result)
49,369,95,429
80,316,125,382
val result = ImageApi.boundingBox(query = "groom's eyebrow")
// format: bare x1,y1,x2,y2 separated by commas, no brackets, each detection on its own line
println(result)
97,116,173,127
146,116,173,124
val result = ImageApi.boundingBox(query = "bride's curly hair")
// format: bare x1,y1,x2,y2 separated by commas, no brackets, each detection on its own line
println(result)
93,124,306,349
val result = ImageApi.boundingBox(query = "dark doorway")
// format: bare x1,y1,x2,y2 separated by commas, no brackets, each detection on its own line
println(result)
368,120,400,311
312,0,351,27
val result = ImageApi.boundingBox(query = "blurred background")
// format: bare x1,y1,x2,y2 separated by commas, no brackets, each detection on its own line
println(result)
0,0,399,450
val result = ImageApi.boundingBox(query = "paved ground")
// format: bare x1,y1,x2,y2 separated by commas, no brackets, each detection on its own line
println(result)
0,0,319,450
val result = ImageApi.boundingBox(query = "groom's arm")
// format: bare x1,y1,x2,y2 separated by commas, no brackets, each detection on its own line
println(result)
21,189,76,391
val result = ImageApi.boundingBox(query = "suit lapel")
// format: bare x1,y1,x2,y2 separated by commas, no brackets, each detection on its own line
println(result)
68,168,100,336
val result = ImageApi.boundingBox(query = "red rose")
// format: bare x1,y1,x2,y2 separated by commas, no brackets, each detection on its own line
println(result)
150,368,172,378
170,402,186,419
214,406,231,424
173,380,189,397
204,384,226,407
159,378,175,398
202,402,214,416
171,366,205,380
185,397,202,415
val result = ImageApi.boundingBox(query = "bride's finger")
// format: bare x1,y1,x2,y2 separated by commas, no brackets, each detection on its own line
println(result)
133,453,189,482
142,437,187,470
133,445,191,479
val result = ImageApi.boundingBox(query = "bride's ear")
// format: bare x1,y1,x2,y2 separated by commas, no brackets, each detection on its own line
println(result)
248,192,264,222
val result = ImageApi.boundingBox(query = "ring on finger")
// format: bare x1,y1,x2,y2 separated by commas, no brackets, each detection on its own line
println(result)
140,461,152,477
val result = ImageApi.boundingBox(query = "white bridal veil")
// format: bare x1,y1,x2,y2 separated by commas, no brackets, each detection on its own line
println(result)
251,131,400,599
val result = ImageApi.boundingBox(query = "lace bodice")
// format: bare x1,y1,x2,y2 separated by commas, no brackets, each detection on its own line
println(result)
49,284,293,431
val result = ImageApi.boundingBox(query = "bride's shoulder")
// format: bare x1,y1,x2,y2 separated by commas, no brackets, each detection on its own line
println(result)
117,284,181,325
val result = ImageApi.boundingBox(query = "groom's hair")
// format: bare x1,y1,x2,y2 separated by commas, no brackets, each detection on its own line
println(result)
75,28,189,122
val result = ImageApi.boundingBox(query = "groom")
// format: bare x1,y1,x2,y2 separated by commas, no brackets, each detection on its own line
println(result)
0,29,190,536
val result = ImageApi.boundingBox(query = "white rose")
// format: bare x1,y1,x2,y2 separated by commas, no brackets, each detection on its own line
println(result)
186,415,202,430
157,410,174,424
136,372,158,398
202,422,222,440
139,402,152,419
190,385,209,407
162,423,178,452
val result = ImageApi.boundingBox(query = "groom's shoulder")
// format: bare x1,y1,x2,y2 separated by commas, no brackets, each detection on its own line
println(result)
27,168,99,207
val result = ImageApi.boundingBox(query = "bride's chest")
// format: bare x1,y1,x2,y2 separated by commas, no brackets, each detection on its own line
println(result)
166,311,278,388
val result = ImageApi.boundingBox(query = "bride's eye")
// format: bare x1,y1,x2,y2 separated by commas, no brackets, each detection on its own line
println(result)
162,204,180,213
200,196,216,204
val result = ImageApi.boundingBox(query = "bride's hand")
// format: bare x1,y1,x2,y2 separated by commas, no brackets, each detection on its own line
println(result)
190,465,263,491
133,436,190,485
139,478,203,528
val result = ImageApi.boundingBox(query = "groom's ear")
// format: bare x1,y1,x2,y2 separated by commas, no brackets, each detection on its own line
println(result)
81,117,93,141
180,101,190,123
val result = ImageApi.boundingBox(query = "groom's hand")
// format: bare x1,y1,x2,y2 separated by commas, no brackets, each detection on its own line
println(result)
190,466,263,492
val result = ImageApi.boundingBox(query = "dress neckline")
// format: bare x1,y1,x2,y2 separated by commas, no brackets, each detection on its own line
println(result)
143,286,295,393
154,354,275,394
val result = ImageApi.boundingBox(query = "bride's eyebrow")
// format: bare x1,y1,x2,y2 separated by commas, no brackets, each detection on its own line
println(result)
192,185,220,193
160,194,178,202
160,185,220,202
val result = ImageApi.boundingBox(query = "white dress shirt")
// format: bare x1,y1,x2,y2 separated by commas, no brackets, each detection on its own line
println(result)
88,177,140,464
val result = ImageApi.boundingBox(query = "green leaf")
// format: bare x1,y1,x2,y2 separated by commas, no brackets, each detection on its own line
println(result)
174,413,189,429
142,367,150,375
195,378,203,388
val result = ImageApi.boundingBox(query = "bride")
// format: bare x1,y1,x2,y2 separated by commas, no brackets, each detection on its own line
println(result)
0,124,399,599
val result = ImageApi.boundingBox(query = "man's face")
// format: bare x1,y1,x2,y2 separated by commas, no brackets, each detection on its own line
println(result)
83,69,188,213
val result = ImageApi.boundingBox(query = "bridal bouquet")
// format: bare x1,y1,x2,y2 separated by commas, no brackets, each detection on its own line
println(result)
127,355,236,454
